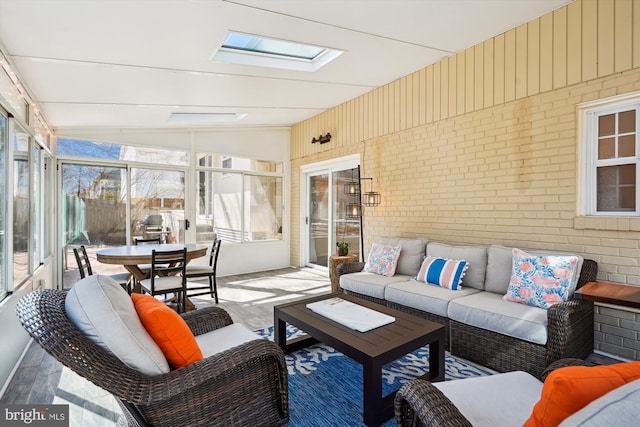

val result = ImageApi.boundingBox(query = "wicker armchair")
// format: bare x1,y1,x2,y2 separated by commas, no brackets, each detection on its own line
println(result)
394,358,595,427
16,289,289,427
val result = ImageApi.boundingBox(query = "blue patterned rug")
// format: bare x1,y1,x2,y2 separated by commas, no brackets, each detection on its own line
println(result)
257,325,495,427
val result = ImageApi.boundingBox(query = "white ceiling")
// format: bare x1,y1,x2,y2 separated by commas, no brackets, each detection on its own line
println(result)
0,0,572,132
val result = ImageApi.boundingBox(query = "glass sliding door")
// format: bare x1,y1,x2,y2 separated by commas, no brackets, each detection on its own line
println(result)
61,163,127,288
332,168,361,261
131,167,185,244
307,173,329,266
304,162,361,268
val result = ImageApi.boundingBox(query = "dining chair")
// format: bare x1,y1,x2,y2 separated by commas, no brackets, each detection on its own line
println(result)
138,248,188,313
133,237,161,245
132,236,161,285
73,245,132,293
185,238,221,303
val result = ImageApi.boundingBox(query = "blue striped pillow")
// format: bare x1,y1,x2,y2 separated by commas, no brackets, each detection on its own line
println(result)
415,256,469,290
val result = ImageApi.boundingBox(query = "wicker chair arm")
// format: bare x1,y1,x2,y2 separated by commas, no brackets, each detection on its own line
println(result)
126,339,287,404
540,358,596,382
395,379,473,427
181,306,233,336
576,259,598,289
336,261,365,277
546,298,594,364
544,260,597,365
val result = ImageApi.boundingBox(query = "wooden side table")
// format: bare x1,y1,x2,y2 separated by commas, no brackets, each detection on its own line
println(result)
575,281,640,309
329,253,358,292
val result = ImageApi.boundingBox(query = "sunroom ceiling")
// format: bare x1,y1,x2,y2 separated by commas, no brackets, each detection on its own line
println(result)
0,0,572,132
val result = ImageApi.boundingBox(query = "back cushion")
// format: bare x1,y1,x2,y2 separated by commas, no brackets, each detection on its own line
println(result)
65,275,170,376
379,237,427,276
426,242,488,290
485,245,515,294
485,245,584,296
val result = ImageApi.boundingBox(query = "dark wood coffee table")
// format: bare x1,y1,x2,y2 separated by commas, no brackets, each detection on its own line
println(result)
274,292,445,427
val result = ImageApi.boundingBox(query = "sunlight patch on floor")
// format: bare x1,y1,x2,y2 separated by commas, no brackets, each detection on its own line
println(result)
255,294,305,304
219,288,276,302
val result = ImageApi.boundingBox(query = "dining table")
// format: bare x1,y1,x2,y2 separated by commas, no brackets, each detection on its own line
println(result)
96,243,209,310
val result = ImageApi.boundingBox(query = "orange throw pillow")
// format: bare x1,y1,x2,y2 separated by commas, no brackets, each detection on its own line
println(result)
524,361,640,427
131,294,203,369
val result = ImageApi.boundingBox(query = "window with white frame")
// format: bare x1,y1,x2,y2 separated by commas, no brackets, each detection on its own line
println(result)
582,96,639,215
196,154,283,243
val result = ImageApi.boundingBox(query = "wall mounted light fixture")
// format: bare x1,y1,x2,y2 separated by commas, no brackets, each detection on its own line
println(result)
311,132,331,144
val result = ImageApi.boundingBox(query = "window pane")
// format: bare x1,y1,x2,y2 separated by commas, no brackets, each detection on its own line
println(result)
42,153,52,259
620,187,636,210
598,114,615,136
620,164,636,184
57,138,121,159
61,164,127,246
0,112,6,297
196,153,282,173
57,138,188,166
619,134,636,157
32,145,41,268
197,170,242,243
244,175,282,241
13,129,30,286
619,109,636,134
598,137,615,159
597,164,636,212
196,153,284,243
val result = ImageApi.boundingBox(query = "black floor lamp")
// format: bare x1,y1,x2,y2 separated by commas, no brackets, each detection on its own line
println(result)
344,165,381,261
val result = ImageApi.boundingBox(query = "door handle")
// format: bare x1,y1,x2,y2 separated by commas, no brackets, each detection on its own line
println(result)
185,219,190,230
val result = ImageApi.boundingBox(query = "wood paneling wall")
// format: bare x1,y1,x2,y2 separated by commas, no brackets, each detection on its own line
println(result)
291,0,640,159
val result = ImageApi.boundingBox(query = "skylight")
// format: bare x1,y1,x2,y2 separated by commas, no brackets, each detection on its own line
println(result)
223,33,325,60
168,113,247,124
211,32,343,72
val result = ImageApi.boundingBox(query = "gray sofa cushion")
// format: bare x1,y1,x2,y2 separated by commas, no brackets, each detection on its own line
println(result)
379,237,426,276
485,245,584,296
427,242,488,290
559,378,640,427
448,292,548,345
485,245,516,294
385,280,481,317
339,272,411,299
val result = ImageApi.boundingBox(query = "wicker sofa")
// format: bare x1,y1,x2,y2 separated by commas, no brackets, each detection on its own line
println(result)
337,238,598,377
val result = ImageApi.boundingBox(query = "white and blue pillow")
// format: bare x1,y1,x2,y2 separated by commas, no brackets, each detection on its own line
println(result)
415,256,469,290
